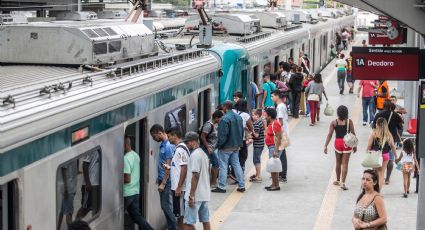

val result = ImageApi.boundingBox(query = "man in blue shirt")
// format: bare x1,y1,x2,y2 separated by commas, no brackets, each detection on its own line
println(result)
150,124,178,230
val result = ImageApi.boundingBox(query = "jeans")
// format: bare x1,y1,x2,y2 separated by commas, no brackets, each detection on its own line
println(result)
124,195,154,230
239,142,248,172
337,70,346,92
288,92,293,113
280,149,288,179
306,100,310,115
291,91,301,118
362,97,375,123
159,182,178,230
308,100,319,124
218,150,245,189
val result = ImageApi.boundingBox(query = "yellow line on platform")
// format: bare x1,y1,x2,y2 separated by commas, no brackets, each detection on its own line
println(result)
313,96,362,230
211,117,302,230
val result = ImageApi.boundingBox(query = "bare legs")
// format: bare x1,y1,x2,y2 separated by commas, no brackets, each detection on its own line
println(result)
375,160,389,192
334,152,351,189
210,167,218,187
403,171,411,195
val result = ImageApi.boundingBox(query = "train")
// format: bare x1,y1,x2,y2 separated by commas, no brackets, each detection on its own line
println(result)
0,8,354,230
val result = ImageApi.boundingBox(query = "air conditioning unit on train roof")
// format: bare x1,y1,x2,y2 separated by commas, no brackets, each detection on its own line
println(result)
212,14,258,35
250,11,288,29
282,10,312,23
0,14,28,25
53,11,98,21
97,10,128,19
0,21,157,65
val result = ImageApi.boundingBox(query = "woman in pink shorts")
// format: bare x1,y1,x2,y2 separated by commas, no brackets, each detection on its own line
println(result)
367,117,397,192
324,105,357,190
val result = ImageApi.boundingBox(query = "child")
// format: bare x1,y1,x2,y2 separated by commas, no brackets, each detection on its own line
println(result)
396,139,420,198
250,109,265,182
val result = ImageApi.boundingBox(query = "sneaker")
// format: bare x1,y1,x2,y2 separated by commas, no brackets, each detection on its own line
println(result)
211,187,226,193
237,187,246,193
279,177,287,183
363,122,367,126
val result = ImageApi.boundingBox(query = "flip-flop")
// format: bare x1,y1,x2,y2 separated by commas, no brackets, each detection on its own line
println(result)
341,184,348,190
250,178,263,183
249,174,256,179
333,181,340,186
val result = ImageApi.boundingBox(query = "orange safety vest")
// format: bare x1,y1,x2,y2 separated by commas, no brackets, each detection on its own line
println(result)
376,81,390,110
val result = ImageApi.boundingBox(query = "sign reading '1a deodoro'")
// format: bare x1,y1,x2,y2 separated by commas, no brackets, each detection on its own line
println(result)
352,47,419,81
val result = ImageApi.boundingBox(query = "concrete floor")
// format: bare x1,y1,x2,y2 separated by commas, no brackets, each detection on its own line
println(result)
203,39,418,230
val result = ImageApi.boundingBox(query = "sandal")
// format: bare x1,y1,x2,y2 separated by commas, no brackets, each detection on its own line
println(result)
250,177,263,183
249,174,256,180
333,181,340,186
340,183,348,190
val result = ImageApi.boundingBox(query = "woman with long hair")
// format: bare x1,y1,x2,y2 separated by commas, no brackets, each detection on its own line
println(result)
324,105,357,190
352,169,387,229
367,117,398,192
305,73,328,126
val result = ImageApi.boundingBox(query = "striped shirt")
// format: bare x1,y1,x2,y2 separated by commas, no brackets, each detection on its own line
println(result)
253,119,265,148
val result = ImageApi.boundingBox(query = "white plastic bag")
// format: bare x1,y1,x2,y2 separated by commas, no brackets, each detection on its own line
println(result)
324,103,334,116
266,157,283,173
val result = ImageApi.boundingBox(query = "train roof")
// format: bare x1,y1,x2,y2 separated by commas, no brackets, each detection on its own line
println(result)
159,14,355,54
0,50,220,153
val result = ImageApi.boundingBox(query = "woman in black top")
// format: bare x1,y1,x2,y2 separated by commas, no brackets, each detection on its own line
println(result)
367,117,397,192
324,106,357,190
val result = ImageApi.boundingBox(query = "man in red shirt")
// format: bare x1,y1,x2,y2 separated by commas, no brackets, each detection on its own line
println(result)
357,80,378,126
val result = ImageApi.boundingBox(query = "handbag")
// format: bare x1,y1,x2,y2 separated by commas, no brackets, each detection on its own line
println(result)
266,157,283,173
343,119,358,148
272,121,289,151
324,103,334,116
362,137,386,168
307,93,320,101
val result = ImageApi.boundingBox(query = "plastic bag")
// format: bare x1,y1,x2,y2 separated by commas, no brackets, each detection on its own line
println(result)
324,103,334,116
361,151,383,168
266,157,282,173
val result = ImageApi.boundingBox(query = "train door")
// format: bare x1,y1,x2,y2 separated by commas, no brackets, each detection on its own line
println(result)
124,118,148,230
290,48,294,60
1,180,18,230
198,89,211,128
241,69,248,98
274,56,279,73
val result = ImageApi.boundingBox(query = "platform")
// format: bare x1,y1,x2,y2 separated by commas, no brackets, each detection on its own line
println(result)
203,38,418,230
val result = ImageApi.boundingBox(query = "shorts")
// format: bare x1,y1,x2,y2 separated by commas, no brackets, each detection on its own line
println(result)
61,192,76,215
172,191,185,218
382,152,390,162
81,185,100,213
389,151,395,161
402,162,414,173
268,145,282,158
334,138,352,154
184,201,210,224
253,146,264,165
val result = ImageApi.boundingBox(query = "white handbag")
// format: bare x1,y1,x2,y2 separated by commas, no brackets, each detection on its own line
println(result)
266,157,283,173
307,93,320,101
343,119,358,148
362,137,386,168
324,103,334,116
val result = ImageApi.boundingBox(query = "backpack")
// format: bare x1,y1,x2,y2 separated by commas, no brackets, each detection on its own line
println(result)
198,121,214,145
275,80,289,92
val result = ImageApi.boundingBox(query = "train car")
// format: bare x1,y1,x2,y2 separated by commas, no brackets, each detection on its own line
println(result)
0,50,221,230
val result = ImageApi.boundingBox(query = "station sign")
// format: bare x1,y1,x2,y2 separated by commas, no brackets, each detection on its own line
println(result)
368,29,406,45
352,47,419,81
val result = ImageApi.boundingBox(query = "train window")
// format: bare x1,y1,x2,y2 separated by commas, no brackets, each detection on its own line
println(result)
109,41,122,53
93,43,107,55
274,56,279,73
164,106,186,134
1,180,18,230
56,147,102,230
302,43,305,52
198,90,211,128
82,29,99,38
290,48,294,61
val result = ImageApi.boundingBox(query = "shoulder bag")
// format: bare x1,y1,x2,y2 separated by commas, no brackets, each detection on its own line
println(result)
362,137,385,168
343,119,358,148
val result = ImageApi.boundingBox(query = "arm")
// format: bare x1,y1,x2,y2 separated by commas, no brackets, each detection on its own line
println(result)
161,159,172,185
124,174,131,184
357,83,362,98
367,133,374,151
274,129,281,157
262,90,267,107
188,172,200,207
200,132,210,152
388,135,398,159
323,122,335,154
247,118,254,133
175,165,187,196
413,151,420,174
363,196,387,228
